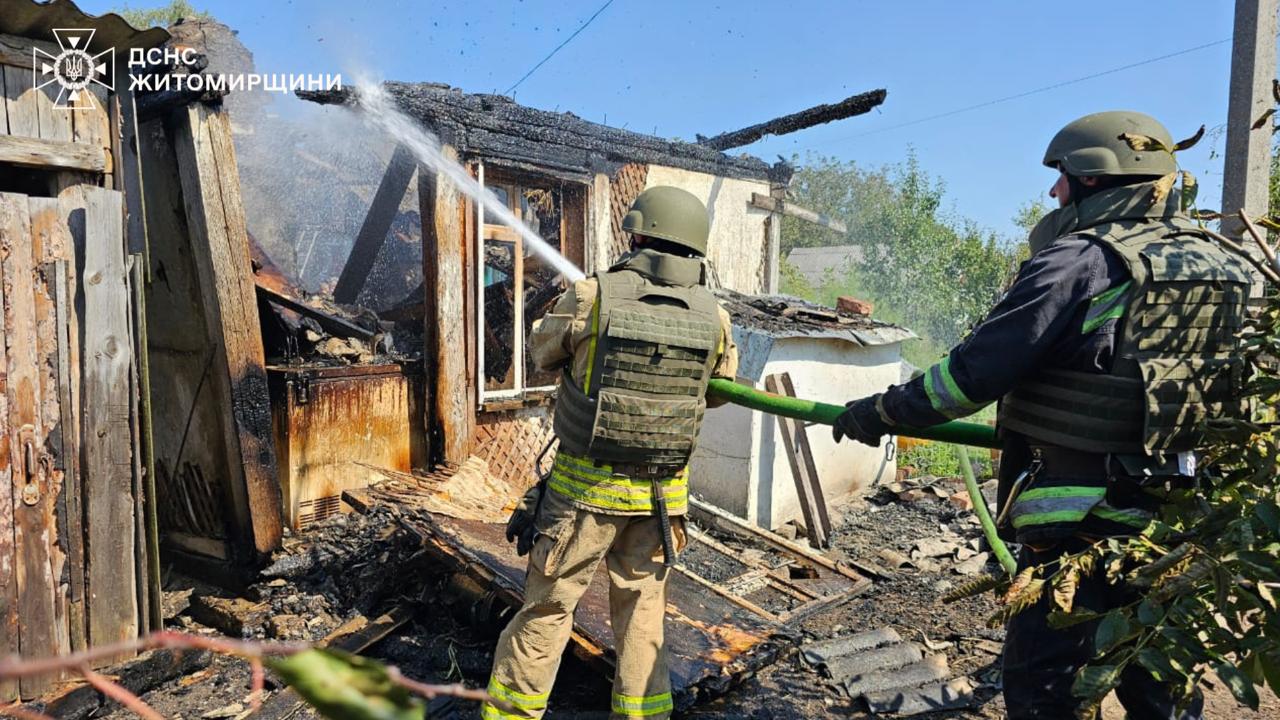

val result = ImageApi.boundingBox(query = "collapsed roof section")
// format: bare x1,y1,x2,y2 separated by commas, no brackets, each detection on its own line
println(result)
715,288,916,383
300,82,793,183
0,0,169,53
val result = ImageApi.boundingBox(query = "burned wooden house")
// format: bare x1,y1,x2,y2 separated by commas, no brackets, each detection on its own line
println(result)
299,81,888,493
2,0,895,705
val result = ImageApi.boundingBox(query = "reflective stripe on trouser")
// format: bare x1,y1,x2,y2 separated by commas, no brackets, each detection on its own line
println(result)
611,691,674,718
481,679,548,720
1009,485,1107,529
547,451,689,515
1009,476,1156,546
483,492,680,720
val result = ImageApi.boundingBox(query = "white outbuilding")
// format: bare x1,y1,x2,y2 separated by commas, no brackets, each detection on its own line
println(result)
691,291,915,531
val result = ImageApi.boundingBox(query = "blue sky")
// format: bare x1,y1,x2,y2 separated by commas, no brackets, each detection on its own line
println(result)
87,0,1259,237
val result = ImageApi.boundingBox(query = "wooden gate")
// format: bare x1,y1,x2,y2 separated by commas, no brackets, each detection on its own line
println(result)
0,186,139,702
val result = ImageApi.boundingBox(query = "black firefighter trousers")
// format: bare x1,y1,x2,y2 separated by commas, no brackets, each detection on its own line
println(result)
1002,544,1204,720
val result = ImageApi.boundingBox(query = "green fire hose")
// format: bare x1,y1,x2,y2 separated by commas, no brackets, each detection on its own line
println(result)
707,378,1016,576
706,378,999,448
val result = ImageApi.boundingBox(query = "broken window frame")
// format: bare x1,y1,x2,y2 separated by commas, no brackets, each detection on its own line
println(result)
474,161,585,407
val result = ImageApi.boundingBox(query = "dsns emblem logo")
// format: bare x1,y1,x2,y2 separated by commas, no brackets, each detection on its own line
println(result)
34,29,114,110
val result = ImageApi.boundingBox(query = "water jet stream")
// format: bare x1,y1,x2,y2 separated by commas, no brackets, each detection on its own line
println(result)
349,80,588,284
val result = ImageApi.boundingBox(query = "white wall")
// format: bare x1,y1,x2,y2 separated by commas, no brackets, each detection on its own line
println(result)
689,400,756,517
690,335,902,530
757,338,900,528
644,165,773,294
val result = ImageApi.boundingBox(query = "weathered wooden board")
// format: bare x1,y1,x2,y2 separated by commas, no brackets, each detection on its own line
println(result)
0,33,61,71
172,103,281,557
28,197,75,688
64,184,137,661
419,147,474,464
115,90,148,262
4,63,39,138
0,63,8,136
0,133,107,173
73,86,112,175
131,256,162,632
0,194,19,703
34,76,72,143
1,192,61,698
136,116,235,559
54,257,87,654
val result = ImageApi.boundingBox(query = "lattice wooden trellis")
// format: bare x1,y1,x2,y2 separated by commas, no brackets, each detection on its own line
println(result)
471,409,556,491
608,163,649,265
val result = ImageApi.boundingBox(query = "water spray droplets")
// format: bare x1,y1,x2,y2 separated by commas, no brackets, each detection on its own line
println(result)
350,81,587,284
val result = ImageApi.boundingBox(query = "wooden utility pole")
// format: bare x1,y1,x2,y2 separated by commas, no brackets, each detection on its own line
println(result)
1221,0,1278,254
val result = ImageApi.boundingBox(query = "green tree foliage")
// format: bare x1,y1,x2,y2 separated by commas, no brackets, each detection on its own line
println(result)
115,0,208,29
780,153,1021,360
1013,197,1051,234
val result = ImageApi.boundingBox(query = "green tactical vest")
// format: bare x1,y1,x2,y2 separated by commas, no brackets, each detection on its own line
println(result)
553,249,723,468
1000,182,1253,456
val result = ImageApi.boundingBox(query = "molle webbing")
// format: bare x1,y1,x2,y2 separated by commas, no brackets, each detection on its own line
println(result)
552,258,721,469
1000,368,1144,454
1000,216,1251,455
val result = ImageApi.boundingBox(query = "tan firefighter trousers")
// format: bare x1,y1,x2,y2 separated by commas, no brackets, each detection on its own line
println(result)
482,490,686,720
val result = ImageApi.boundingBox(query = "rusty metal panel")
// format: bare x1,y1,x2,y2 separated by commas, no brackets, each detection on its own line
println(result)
394,510,787,708
269,363,425,530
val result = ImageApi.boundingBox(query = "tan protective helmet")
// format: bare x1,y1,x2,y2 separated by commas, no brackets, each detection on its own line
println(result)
1043,111,1177,177
622,186,710,256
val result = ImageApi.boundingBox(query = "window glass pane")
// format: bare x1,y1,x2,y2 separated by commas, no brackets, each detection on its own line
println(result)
486,184,509,209
483,235,516,391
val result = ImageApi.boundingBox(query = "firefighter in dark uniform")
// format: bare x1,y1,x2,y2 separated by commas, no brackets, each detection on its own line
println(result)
831,111,1252,719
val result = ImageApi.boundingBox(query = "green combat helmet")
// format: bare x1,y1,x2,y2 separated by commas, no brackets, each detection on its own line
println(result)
1043,111,1177,177
622,186,710,256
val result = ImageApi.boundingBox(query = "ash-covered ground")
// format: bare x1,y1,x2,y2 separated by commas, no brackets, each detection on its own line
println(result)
100,487,1275,720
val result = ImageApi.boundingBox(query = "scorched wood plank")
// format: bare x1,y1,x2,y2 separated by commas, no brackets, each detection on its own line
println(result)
172,102,281,557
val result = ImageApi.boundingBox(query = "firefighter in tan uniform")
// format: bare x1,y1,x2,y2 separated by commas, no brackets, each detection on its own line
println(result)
482,186,738,720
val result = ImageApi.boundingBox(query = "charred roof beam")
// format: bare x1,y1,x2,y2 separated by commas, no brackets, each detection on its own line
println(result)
696,89,887,151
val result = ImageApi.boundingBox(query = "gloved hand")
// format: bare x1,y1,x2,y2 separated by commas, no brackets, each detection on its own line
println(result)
832,395,891,447
505,484,542,557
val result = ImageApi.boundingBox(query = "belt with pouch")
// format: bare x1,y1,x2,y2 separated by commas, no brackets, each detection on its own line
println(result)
604,460,681,567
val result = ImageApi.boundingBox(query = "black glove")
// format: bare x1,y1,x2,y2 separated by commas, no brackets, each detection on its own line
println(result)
505,485,542,557
832,395,891,447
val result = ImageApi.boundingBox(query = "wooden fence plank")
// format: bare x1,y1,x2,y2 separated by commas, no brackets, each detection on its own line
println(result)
29,198,74,680
0,134,107,173
0,194,19,703
73,86,112,178
35,78,72,143
4,64,39,138
172,103,281,557
115,89,149,267
0,63,8,136
54,258,86,653
1,192,59,698
64,184,137,661
126,257,149,635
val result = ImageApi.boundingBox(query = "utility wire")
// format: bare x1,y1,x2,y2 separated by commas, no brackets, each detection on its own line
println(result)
506,0,618,95
829,37,1232,144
